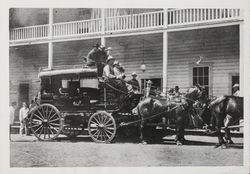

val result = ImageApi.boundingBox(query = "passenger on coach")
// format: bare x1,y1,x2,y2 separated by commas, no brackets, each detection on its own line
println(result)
103,55,116,79
113,61,126,80
127,72,140,93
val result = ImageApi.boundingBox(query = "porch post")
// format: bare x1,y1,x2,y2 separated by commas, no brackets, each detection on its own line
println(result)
162,9,168,93
48,8,53,70
101,8,106,46
239,9,247,96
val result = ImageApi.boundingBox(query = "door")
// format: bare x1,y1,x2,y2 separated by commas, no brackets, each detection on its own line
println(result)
231,75,239,95
18,83,29,107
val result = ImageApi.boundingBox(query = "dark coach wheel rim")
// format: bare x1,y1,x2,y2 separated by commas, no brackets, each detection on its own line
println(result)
88,111,116,143
30,104,63,141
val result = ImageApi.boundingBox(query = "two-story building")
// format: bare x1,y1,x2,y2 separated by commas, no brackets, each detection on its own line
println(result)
9,8,246,108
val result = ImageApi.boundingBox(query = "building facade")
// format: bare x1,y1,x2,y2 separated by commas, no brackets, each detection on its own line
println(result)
9,8,245,108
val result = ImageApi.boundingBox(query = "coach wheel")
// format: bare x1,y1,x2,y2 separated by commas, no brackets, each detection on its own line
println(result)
30,104,63,141
88,111,116,143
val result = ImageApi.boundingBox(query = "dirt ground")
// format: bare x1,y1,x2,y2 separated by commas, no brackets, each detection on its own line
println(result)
10,134,243,167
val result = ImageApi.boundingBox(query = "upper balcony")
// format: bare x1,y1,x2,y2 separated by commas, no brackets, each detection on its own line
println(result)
9,8,242,45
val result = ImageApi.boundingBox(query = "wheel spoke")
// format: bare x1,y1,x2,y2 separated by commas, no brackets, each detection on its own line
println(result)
47,107,53,118
33,113,43,121
48,126,56,135
103,130,111,140
49,125,60,133
36,109,45,120
90,121,98,126
31,124,40,128
93,129,100,137
97,115,102,124
49,118,60,123
48,112,58,121
105,123,115,127
104,119,112,125
33,125,43,134
95,130,101,139
45,106,49,118
50,123,61,127
106,127,115,130
41,106,46,119
38,127,44,138
93,116,101,125
105,129,115,135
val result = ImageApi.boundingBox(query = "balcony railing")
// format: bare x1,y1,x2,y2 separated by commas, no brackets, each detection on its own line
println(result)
9,8,242,42
10,24,48,41
53,18,102,37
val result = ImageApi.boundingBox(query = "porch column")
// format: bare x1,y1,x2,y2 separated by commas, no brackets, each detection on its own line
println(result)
100,8,106,47
48,8,53,70
162,9,168,93
239,9,249,97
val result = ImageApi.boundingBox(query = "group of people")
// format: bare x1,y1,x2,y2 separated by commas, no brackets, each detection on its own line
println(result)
101,50,140,93
9,100,37,140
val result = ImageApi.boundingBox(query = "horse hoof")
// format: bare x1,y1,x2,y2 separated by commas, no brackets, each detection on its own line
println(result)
221,144,228,149
176,141,182,146
141,141,147,145
227,140,234,144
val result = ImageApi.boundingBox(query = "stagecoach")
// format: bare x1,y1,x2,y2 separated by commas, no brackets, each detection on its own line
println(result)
29,65,142,142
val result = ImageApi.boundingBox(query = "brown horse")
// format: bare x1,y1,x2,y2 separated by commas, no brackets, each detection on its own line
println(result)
136,84,206,145
199,95,243,147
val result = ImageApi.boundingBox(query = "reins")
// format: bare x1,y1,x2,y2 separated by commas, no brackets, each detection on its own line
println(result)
118,105,178,128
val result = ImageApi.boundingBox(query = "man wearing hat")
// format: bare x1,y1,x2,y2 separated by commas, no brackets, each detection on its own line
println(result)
103,55,116,79
113,60,126,79
127,72,140,93
232,83,240,96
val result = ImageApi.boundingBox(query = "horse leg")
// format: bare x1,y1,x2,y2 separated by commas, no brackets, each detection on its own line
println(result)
139,121,147,144
224,114,234,144
215,115,226,147
224,128,234,144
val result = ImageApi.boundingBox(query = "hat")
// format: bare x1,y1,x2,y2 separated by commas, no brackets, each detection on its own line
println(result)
107,47,112,50
175,86,179,90
132,72,137,76
233,83,239,88
106,55,115,63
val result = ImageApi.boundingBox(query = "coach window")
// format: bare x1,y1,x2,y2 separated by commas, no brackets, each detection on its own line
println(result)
192,66,209,95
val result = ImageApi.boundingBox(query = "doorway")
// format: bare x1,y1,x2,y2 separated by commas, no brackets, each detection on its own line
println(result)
229,73,239,95
18,83,29,107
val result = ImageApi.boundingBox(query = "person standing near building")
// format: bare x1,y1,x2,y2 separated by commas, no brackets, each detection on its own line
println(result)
232,83,240,96
127,72,140,93
19,102,29,136
9,102,17,140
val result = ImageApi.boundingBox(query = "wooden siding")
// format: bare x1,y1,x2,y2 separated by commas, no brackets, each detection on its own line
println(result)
9,25,239,105
167,25,239,96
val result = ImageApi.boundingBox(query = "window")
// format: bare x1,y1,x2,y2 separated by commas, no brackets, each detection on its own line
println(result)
193,66,209,94
141,78,162,91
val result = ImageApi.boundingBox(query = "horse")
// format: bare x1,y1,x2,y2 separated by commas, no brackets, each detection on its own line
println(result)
199,95,243,148
135,84,207,145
